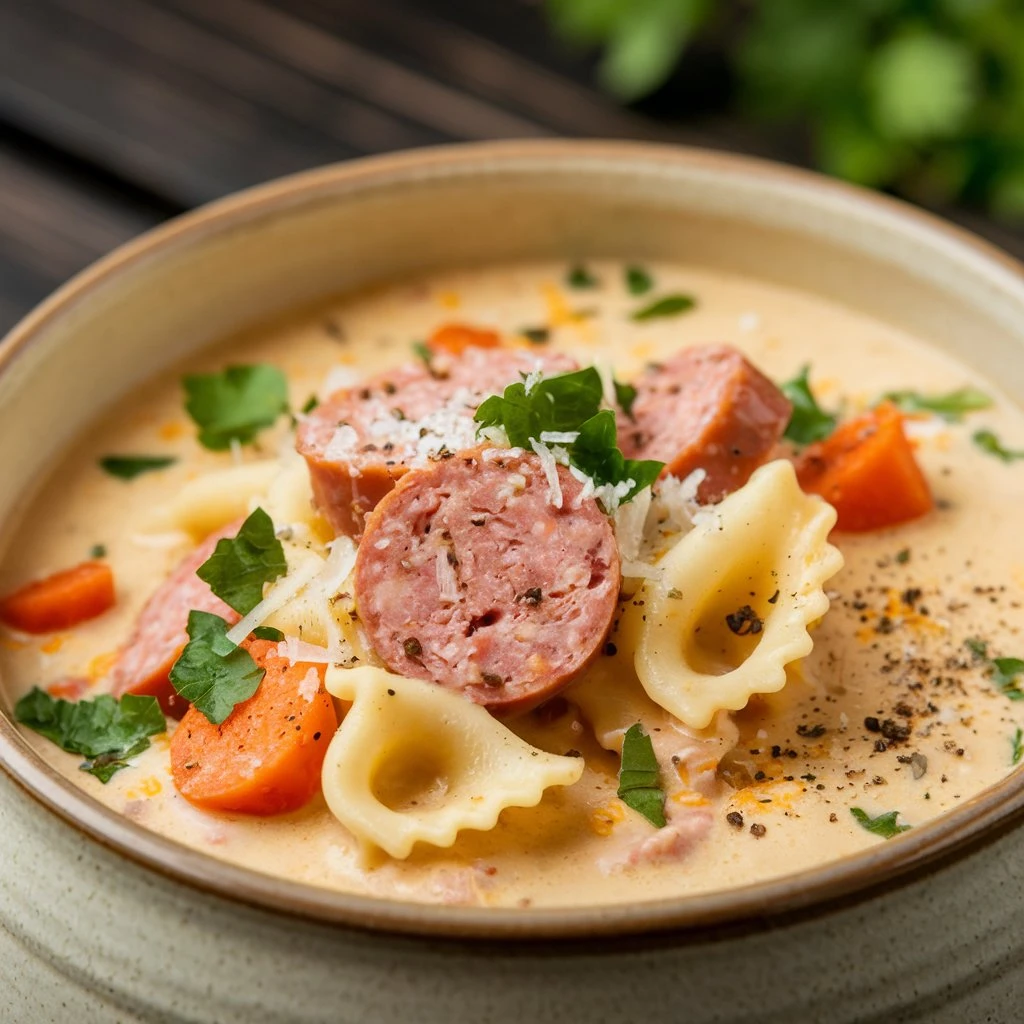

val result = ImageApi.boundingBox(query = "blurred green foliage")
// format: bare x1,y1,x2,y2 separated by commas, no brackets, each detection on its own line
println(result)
546,0,1024,218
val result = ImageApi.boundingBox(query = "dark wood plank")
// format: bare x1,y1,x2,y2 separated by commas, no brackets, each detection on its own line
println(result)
0,0,438,208
0,142,164,335
250,0,681,141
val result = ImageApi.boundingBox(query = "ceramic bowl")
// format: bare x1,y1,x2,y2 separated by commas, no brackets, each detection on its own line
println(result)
2,141,1024,1022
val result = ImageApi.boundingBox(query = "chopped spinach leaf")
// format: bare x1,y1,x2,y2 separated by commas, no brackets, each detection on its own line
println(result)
630,293,696,321
98,455,178,480
973,428,1024,463
964,638,1024,699
195,508,287,616
566,264,599,289
850,807,911,839
881,386,992,422
614,378,637,420
1013,728,1024,766
15,688,165,783
617,723,666,828
169,611,265,725
183,364,289,451
625,265,654,296
780,365,837,445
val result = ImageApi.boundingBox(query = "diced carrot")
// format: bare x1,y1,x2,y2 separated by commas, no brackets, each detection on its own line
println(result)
428,323,503,356
0,561,115,634
170,639,338,816
47,677,91,701
796,402,933,532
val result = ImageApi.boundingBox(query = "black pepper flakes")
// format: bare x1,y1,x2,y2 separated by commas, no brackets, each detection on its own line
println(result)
403,637,423,660
725,604,764,636
749,823,767,838
726,811,744,828
481,672,504,687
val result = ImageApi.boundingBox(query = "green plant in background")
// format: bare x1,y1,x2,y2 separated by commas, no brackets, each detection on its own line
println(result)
546,0,1024,219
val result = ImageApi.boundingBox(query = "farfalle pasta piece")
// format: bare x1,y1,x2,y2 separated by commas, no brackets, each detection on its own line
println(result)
321,666,584,858
624,459,843,730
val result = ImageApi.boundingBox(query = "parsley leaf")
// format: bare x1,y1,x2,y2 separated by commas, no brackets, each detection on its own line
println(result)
170,611,265,725
98,455,178,480
475,367,605,448
252,625,284,642
780,365,837,445
183,364,289,451
15,688,166,783
973,428,1024,463
566,264,599,289
474,368,663,509
630,294,696,321
412,340,433,367
881,387,992,422
614,378,637,420
520,326,550,345
617,723,666,828
1012,728,1023,766
850,807,911,839
572,411,663,504
195,508,287,616
625,264,654,295
964,638,1024,699
89,544,107,559
301,394,319,414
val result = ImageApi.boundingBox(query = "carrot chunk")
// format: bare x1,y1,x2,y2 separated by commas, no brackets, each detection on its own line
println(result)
170,639,338,815
0,561,115,634
796,402,933,532
428,323,503,356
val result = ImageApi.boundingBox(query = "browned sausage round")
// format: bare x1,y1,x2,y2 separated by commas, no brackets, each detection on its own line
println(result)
353,446,620,715
296,345,575,537
619,345,792,502
109,522,241,717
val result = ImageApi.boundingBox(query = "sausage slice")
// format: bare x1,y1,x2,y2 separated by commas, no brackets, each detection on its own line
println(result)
109,523,241,717
354,447,619,715
620,345,792,502
296,346,575,537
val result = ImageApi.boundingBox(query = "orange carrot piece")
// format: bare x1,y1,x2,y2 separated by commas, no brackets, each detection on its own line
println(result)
0,561,115,634
428,323,503,356
796,402,933,532
170,639,338,816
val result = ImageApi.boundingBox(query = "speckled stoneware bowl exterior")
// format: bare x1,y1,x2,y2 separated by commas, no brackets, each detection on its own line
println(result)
2,142,1024,1021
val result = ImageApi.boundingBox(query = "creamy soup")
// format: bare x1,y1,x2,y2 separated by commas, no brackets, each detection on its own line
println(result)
2,260,1023,909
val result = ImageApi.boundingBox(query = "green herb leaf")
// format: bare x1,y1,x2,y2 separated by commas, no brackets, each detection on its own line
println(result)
571,411,663,504
169,611,265,725
617,723,666,828
195,508,286,617
1012,728,1023,766
625,265,654,296
412,341,433,367
251,625,284,642
881,387,992,422
301,394,319,414
850,807,911,839
14,688,166,783
520,327,550,345
183,364,289,451
992,658,1024,700
614,379,637,420
780,365,837,445
566,264,599,289
89,544,107,559
98,455,178,480
630,294,696,321
973,429,1024,463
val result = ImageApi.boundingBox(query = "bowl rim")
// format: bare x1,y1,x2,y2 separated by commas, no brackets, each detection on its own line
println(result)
3,138,1024,942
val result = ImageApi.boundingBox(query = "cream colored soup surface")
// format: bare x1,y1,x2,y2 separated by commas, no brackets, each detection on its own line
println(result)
3,260,1023,909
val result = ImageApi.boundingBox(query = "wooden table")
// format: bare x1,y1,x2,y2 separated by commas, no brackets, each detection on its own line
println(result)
3,0,1022,334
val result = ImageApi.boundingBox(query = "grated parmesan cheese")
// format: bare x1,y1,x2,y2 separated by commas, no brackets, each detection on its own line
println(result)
436,547,461,603
530,439,562,509
297,666,321,703
277,637,335,666
324,425,360,462
226,557,323,646
539,431,580,444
